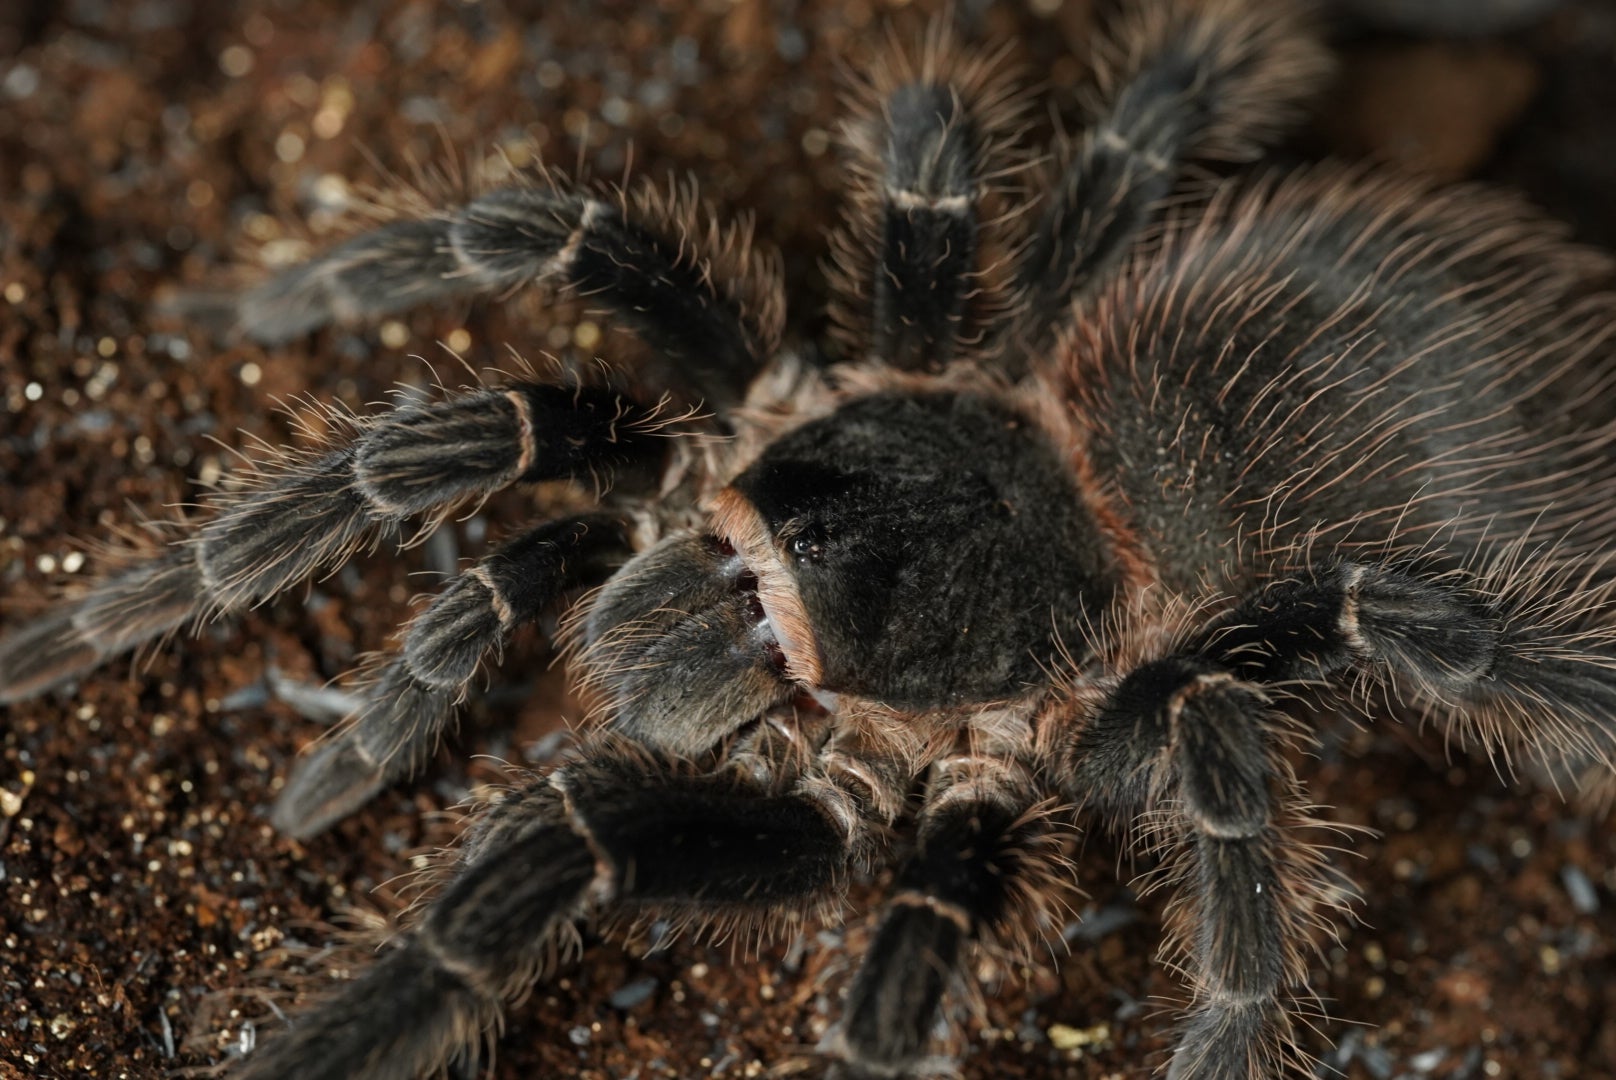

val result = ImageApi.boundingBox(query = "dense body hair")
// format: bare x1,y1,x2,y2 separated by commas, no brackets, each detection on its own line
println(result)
1058,167,1616,593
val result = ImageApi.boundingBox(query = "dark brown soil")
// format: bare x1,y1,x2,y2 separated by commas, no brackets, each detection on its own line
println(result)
2,2,1614,1079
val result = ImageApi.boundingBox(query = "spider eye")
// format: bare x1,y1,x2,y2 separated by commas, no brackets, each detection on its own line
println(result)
789,531,825,563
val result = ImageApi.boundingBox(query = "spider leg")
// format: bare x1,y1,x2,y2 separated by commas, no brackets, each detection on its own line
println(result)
233,739,874,1080
827,19,1029,372
273,513,631,838
1004,0,1330,356
0,383,662,704
828,757,1066,1078
1062,558,1616,1077
228,180,784,408
1068,658,1319,1079
1197,560,1616,771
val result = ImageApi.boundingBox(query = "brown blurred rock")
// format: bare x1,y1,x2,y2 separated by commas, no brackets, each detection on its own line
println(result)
1323,42,1540,178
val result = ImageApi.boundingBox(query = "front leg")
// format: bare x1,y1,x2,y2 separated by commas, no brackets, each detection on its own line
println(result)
234,739,867,1080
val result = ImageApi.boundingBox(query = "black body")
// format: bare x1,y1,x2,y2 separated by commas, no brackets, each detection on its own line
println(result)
733,391,1113,704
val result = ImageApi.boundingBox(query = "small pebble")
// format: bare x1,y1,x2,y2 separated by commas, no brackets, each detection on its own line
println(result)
219,681,271,711
523,729,573,763
1466,844,1501,874
608,976,658,1010
1359,1041,1395,1080
424,527,460,579
1409,1046,1448,1072
1561,863,1600,915
266,668,365,723
1064,899,1138,943
2,63,39,98
1047,1022,1109,1051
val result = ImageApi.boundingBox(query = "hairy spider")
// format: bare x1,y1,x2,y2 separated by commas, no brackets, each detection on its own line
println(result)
4,0,1616,1078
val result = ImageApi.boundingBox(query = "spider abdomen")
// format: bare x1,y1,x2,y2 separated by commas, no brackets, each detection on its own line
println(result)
1062,169,1616,593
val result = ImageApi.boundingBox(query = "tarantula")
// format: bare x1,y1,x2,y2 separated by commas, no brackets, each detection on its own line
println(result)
4,0,1616,1077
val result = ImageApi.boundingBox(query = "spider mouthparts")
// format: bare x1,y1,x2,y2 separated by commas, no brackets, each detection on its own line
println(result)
738,574,790,676
709,487,825,686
